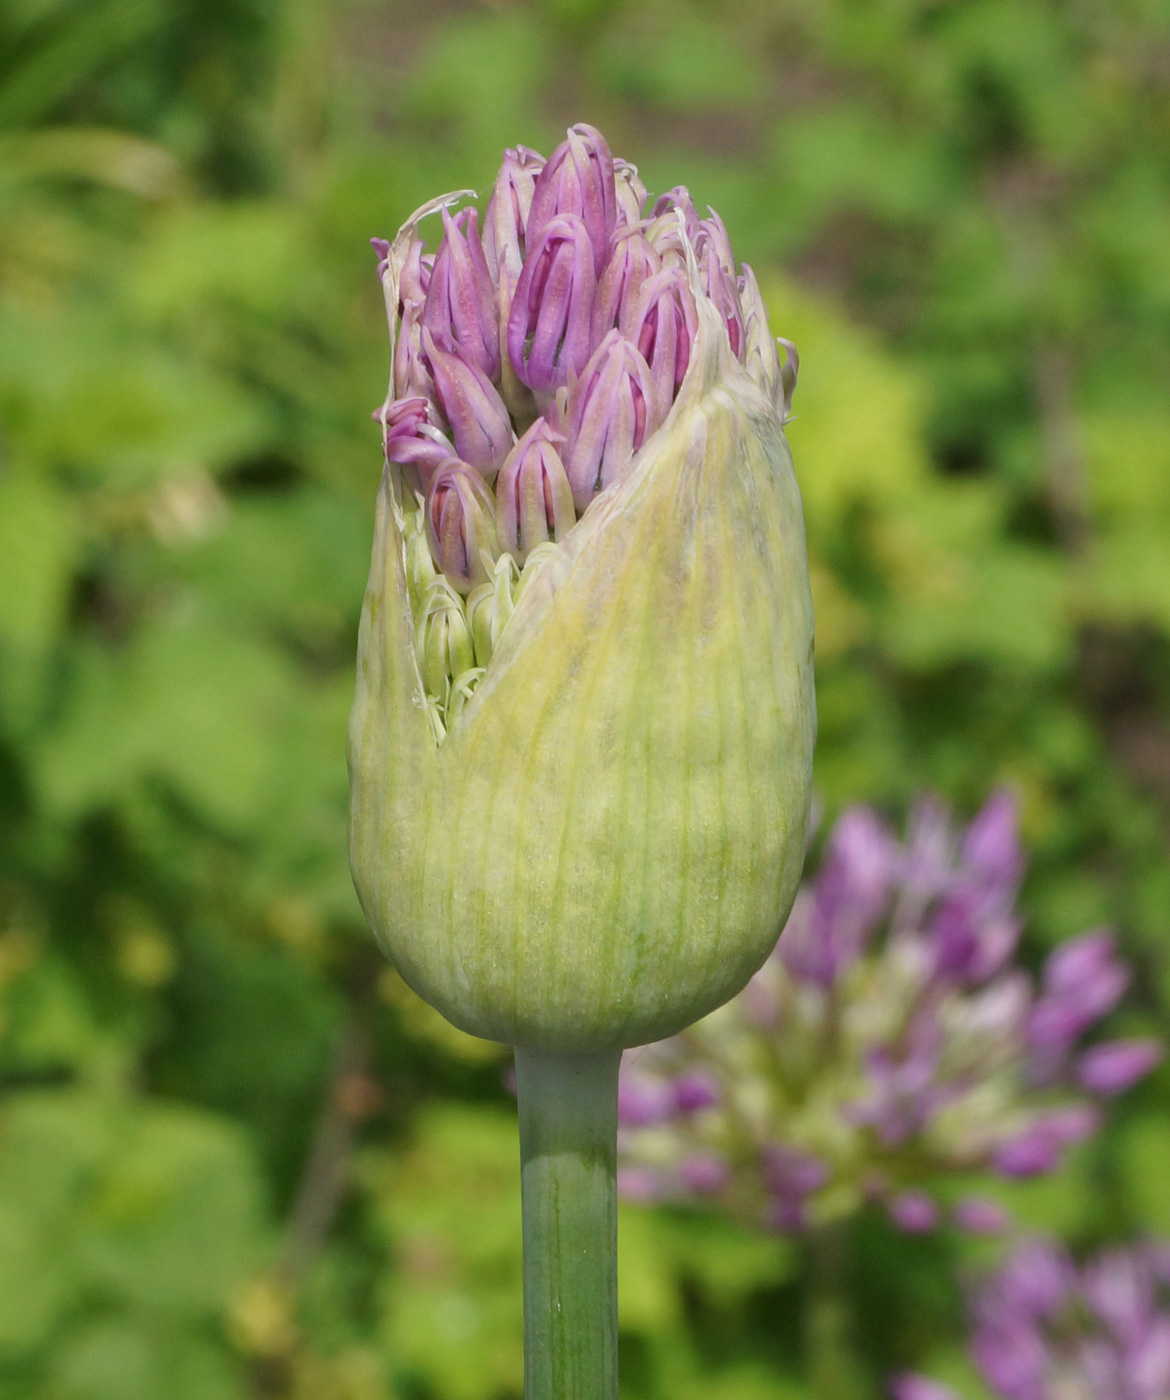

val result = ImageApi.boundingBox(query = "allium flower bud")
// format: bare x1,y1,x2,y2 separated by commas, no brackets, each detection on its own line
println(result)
649,187,700,244
613,159,647,227
507,212,598,395
619,267,697,410
421,206,500,381
526,122,617,274
465,553,519,669
380,395,454,475
560,329,663,512
416,577,476,702
423,330,513,474
592,227,660,342
397,233,432,315
482,145,544,290
696,212,746,362
393,298,435,403
425,458,499,594
495,418,576,561
352,133,816,1051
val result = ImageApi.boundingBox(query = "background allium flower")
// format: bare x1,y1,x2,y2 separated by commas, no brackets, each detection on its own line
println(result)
901,1236,1170,1400
617,791,1160,1231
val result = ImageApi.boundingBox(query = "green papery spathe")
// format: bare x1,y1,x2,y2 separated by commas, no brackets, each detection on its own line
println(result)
348,292,816,1053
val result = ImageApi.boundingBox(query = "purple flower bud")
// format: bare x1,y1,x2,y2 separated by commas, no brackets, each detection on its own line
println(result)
421,206,500,381
380,396,454,475
993,1104,1099,1177
929,892,1020,983
527,123,617,274
680,1153,730,1195
889,1375,961,1400
425,459,499,593
560,330,663,512
696,211,746,360
962,787,1024,900
398,232,433,316
619,266,698,411
613,158,647,226
1043,929,1125,1003
423,330,513,475
889,1191,939,1233
495,418,576,561
1077,1038,1161,1097
482,144,545,291
1026,932,1130,1070
902,794,955,901
650,186,700,242
953,1196,1009,1234
673,1070,719,1113
507,212,598,395
591,227,660,342
393,299,435,403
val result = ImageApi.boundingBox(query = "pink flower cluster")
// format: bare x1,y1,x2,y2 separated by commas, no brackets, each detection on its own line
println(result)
373,124,788,595
895,1236,1170,1400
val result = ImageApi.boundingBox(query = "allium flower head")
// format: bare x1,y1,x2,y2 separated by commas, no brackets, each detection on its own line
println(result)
349,128,814,1050
617,791,1159,1228
900,1236,1170,1400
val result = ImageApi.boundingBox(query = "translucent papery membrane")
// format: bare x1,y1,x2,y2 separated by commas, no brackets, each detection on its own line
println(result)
373,129,793,742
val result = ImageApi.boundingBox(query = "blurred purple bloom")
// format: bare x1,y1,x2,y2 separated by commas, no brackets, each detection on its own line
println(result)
953,1197,1009,1235
618,1071,677,1127
993,1103,1099,1178
673,1071,719,1113
780,805,900,985
890,1376,961,1400
889,1192,939,1233
1078,1039,1162,1097
907,1236,1170,1400
680,1153,730,1195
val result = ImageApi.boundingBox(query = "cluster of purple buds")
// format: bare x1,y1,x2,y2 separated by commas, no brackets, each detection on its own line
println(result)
617,791,1160,1234
894,1236,1170,1400
372,125,793,738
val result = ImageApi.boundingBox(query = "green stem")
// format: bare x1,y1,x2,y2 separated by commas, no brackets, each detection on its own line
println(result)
806,1223,869,1400
514,1046,621,1400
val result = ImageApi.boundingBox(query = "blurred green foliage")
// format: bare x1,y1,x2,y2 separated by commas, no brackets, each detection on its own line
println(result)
0,0,1168,1396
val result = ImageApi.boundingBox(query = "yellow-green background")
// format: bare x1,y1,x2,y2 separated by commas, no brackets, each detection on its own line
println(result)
1,1,1168,1396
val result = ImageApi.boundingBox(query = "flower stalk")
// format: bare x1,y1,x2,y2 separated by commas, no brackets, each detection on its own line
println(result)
516,1047,621,1400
